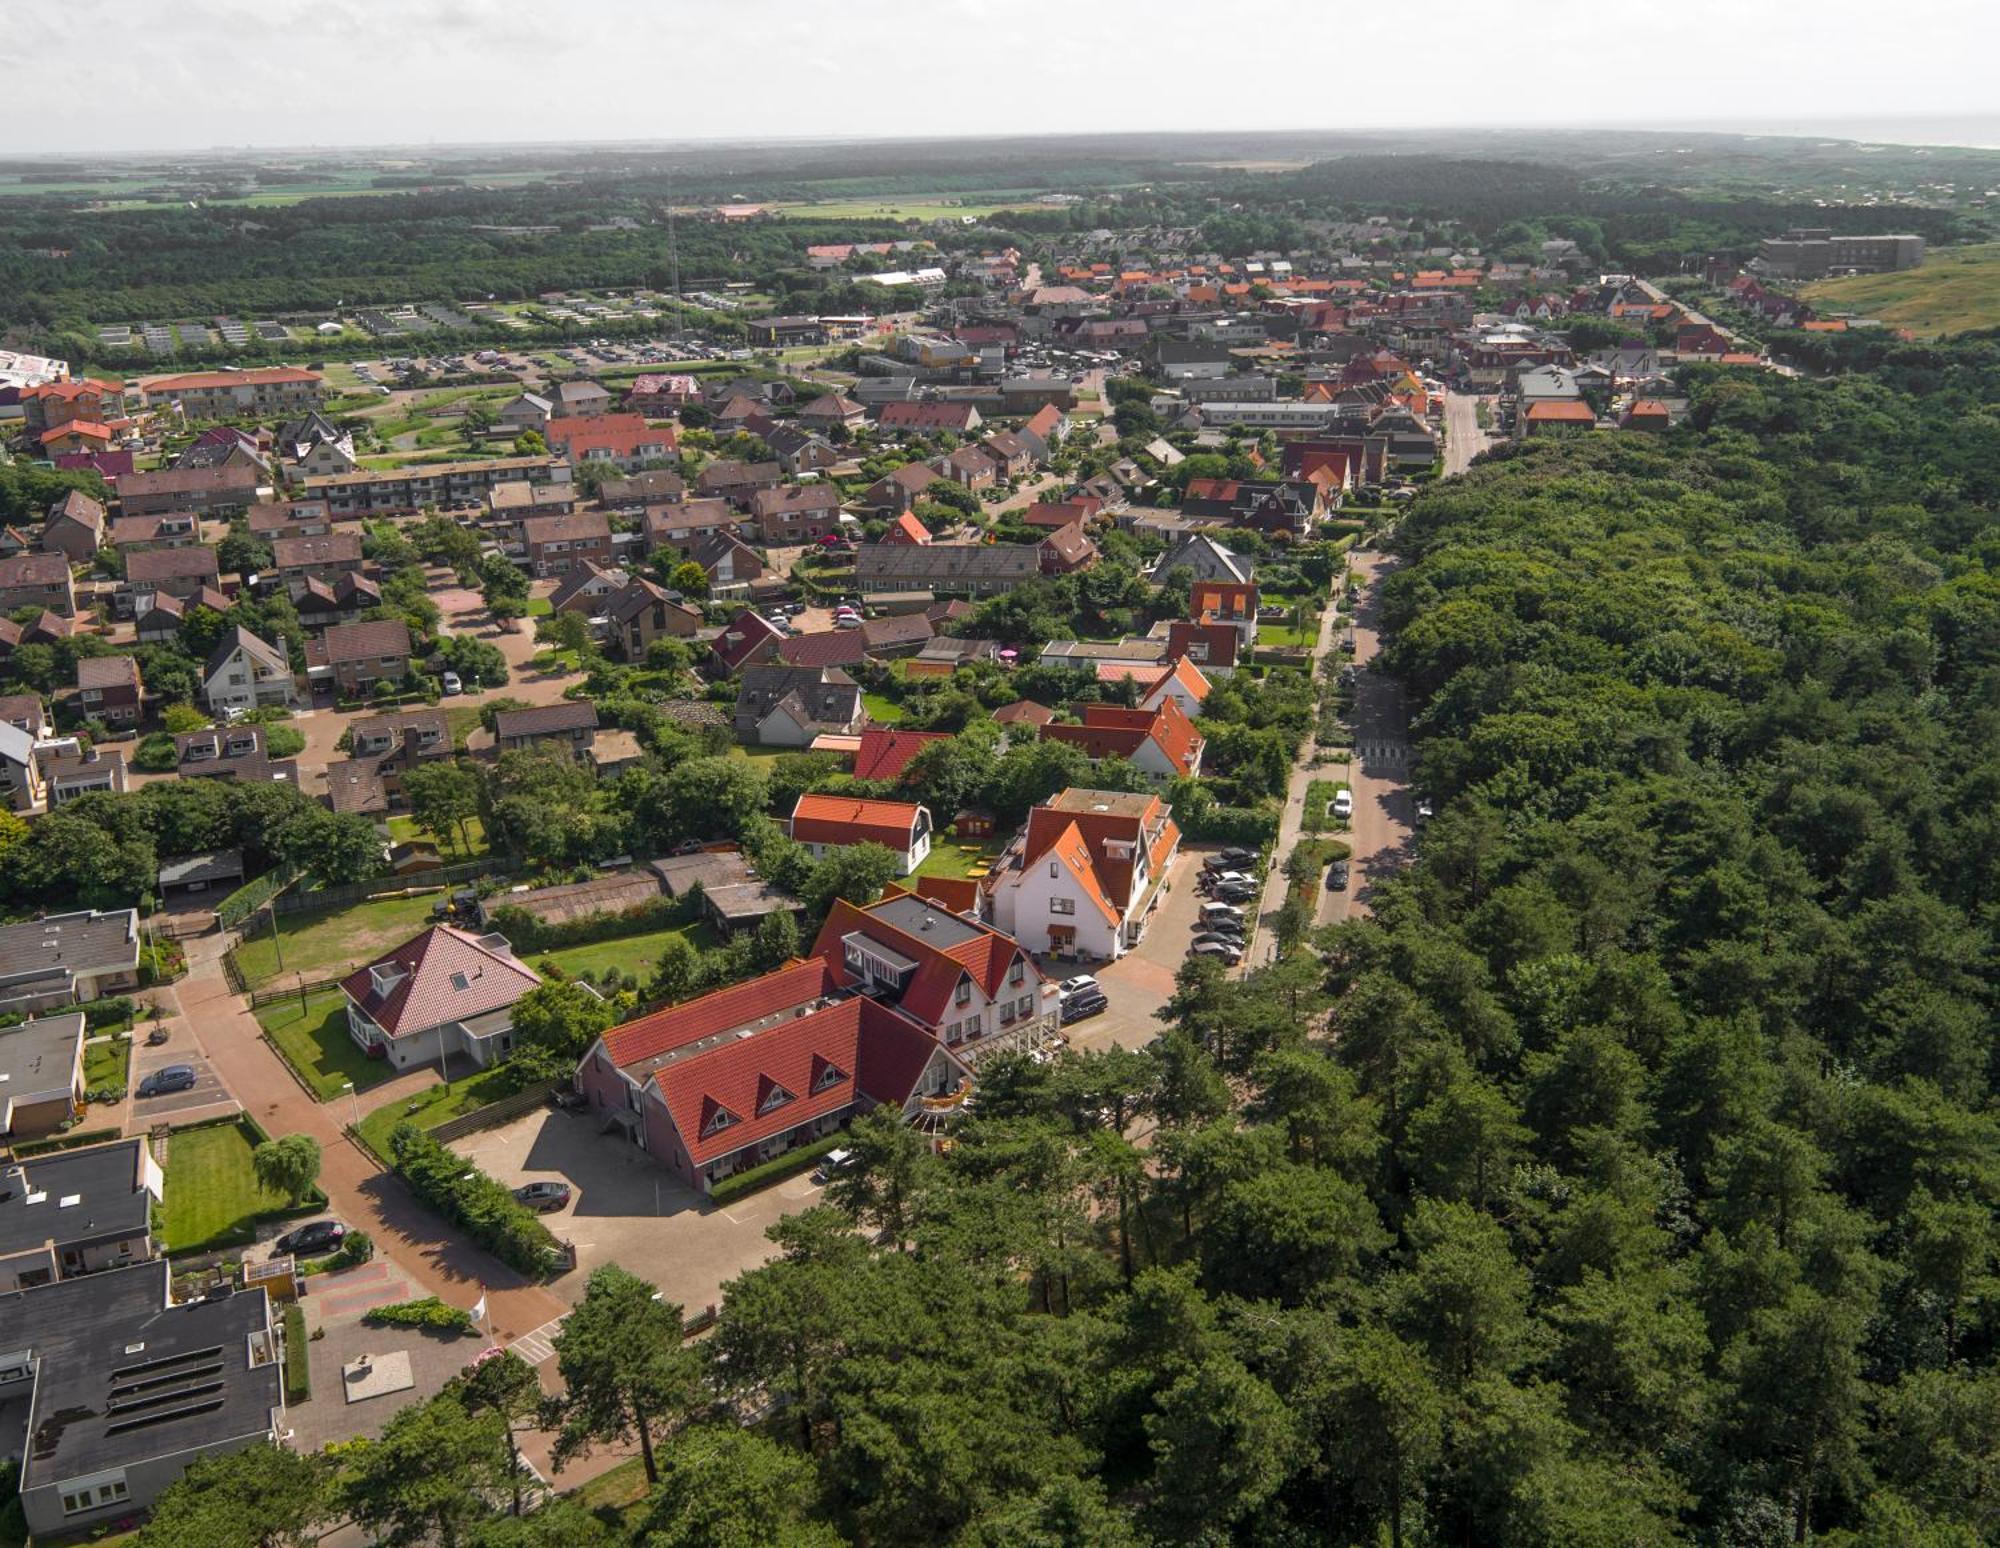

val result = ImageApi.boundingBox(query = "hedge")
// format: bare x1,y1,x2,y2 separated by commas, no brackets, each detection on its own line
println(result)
387,1124,560,1276
363,1296,476,1334
81,997,136,1030
281,1303,310,1404
709,1131,846,1206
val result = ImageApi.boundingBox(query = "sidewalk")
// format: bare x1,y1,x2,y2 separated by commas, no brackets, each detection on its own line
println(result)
171,937,570,1346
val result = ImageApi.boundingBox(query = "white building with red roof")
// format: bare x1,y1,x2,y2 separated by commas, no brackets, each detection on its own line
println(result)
984,788,1181,961
339,924,544,1071
788,793,933,873
1039,700,1204,782
572,888,1055,1190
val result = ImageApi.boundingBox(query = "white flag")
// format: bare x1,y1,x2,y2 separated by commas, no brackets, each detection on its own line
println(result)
470,1293,488,1326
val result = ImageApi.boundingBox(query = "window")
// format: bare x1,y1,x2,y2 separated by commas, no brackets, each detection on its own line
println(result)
1050,897,1076,916
1017,995,1033,1018
759,1083,795,1114
1008,961,1025,985
814,1062,845,1093
954,980,972,1005
999,1002,1016,1026
1048,861,1060,878
704,1107,737,1137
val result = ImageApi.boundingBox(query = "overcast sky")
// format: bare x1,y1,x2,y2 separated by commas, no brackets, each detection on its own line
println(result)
6,0,1998,156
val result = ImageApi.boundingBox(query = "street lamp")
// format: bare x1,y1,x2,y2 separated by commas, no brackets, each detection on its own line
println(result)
340,1080,359,1132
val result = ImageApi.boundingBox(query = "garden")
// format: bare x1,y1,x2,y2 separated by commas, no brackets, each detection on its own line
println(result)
255,989,396,1103
161,1117,322,1255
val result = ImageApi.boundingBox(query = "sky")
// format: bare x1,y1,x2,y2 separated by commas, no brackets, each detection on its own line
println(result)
5,0,1998,156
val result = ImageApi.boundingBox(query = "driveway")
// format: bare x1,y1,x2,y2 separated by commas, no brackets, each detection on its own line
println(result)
128,1035,236,1123
1059,844,1209,1053
450,1108,801,1321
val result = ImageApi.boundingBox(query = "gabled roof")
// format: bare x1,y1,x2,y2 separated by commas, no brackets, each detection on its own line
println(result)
601,958,835,1074
886,511,931,545
1018,787,1176,914
204,625,288,683
712,609,784,672
852,727,949,783
809,894,1038,1027
339,925,540,1038
776,629,867,669
992,699,1054,726
790,793,928,851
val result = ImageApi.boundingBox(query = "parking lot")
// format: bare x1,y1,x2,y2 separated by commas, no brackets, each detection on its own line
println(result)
127,1037,236,1122
1059,844,1213,1053
450,1108,808,1317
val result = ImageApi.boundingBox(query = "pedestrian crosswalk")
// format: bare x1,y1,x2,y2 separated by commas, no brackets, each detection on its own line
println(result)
1350,743,1411,762
509,1315,566,1365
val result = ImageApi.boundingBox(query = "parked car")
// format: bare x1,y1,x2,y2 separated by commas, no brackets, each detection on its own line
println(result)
1199,902,1246,924
1333,790,1354,820
440,671,463,695
1327,861,1352,890
835,614,863,629
1415,798,1435,823
1188,940,1243,965
1191,930,1245,950
1059,975,1100,1000
137,1064,197,1098
1060,992,1109,1024
513,1181,573,1213
812,1148,856,1185
1218,846,1258,866
275,1220,346,1256
1201,870,1255,891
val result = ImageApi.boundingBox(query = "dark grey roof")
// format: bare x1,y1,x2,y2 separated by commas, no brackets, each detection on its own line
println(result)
202,626,287,684
0,1014,84,1110
5,1261,279,1490
0,912,138,989
494,701,599,739
157,851,245,889
0,1136,148,1259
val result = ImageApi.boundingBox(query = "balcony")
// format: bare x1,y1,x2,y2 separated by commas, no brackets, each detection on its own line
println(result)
919,1080,972,1113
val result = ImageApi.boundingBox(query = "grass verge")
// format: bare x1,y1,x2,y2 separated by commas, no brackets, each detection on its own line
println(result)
255,991,395,1103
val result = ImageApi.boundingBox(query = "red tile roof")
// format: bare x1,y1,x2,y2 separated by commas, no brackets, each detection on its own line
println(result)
1018,789,1175,914
712,609,783,672
852,727,949,783
339,925,540,1038
143,367,320,393
602,959,834,1072
790,793,928,851
808,896,1037,1027
1040,701,1203,777
544,414,677,458
885,511,931,545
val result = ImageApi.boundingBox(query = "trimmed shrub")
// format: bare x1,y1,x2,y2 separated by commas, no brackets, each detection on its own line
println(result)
709,1132,846,1206
281,1303,310,1404
387,1125,559,1276
363,1296,476,1334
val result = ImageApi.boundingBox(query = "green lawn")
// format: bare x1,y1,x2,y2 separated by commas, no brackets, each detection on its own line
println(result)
162,1121,293,1254
355,1065,521,1160
569,1457,650,1530
917,842,1001,880
1802,242,2000,337
83,1034,130,1096
387,814,489,860
525,596,553,617
862,692,905,723
255,991,396,1102
233,891,443,988
540,923,716,984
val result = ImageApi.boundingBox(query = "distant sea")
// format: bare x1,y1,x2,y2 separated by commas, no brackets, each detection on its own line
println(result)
1678,114,2000,151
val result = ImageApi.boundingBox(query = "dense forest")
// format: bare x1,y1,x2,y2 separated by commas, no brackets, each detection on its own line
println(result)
129,337,2000,1545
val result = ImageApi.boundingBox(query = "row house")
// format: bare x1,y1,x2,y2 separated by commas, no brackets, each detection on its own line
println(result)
139,366,323,419
307,618,411,698
40,492,105,562
1040,700,1205,782
246,500,335,542
493,701,599,759
269,532,364,598
116,465,259,519
172,724,295,785
106,511,199,556
641,498,739,558
73,656,142,728
521,510,613,577
747,483,843,545
695,460,783,506
855,541,1042,597
304,457,565,517
118,546,220,619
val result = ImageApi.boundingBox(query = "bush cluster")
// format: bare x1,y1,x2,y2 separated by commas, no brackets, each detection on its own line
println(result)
387,1125,558,1276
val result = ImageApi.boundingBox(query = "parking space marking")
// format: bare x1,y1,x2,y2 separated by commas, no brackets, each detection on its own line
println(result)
509,1316,566,1366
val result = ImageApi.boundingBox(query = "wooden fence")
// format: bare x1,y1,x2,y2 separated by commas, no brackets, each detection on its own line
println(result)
429,1081,559,1144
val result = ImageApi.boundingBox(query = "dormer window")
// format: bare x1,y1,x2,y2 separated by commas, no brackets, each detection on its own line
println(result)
758,1081,795,1115
812,1057,846,1093
703,1105,739,1137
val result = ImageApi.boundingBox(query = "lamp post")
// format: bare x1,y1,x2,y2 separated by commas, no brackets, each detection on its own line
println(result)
340,1080,359,1132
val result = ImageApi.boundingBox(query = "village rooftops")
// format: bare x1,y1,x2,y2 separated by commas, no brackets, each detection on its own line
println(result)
0,1131,150,1260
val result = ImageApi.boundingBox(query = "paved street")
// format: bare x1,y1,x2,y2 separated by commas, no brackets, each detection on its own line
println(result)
1443,389,1497,475
1319,552,1413,926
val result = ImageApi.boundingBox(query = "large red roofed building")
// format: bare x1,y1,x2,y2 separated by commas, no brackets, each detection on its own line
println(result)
851,727,949,784
1040,700,1204,782
543,414,678,475
339,924,543,1072
140,366,323,420
789,793,934,873
574,891,1060,1190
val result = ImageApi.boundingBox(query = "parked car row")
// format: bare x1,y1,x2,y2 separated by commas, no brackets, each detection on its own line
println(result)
1058,974,1106,1025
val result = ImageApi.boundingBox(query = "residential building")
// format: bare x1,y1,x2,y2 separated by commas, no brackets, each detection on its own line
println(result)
764,427,842,478
42,749,126,807
0,553,75,617
493,701,599,758
852,727,950,784
551,380,612,417
0,1136,159,1283
985,788,1181,960
0,1014,86,1138
797,394,867,432
733,665,863,747
641,498,738,557
74,656,142,727
548,561,628,618
695,460,783,505
604,579,701,660
19,379,126,438
690,532,767,595
40,491,105,562
337,709,452,811
1041,700,1205,781
599,469,687,511
710,610,785,675
0,1259,281,1537
269,532,363,597
107,511,200,555
1191,579,1260,647
624,375,700,416
904,635,1002,679
856,542,1041,597
885,511,931,545
0,910,140,1014
876,401,982,436
544,414,677,475
0,695,48,739
521,510,612,577
1521,400,1598,436
747,483,842,545
1756,228,1924,279
789,793,933,873
0,721,46,814
1039,523,1097,575
340,924,543,1071
1179,476,1324,537
246,500,334,542
172,724,295,785
1160,618,1241,674
276,412,356,474
1149,532,1255,585
304,457,565,517
140,365,323,418
308,618,412,697
488,480,579,521
857,462,939,515
493,392,553,433
117,465,260,519
118,547,219,618
574,958,969,1193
